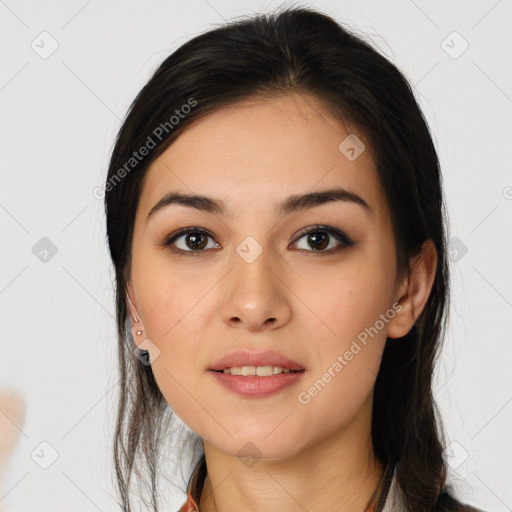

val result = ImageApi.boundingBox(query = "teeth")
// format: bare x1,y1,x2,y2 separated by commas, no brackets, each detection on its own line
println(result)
222,365,296,376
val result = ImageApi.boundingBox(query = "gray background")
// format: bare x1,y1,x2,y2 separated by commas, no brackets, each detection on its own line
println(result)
1,0,511,511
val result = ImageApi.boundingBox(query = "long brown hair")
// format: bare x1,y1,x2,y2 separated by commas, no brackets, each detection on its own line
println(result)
104,5,452,511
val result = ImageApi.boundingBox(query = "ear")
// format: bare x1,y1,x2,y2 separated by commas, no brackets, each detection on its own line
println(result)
387,239,438,339
125,281,141,333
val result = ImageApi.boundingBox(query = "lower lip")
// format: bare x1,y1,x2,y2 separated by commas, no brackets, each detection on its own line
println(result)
209,370,306,398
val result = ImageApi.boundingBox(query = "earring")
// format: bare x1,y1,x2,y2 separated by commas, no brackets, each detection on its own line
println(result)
136,330,142,336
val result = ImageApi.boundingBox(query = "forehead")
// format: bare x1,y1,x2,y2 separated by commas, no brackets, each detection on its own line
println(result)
138,92,388,223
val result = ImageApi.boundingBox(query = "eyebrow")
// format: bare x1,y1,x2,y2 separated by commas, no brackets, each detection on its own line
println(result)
146,187,372,223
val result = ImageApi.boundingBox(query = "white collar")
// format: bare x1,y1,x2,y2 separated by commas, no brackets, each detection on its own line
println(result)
381,464,407,512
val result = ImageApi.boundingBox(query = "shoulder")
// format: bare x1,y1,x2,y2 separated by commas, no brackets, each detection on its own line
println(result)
435,489,489,512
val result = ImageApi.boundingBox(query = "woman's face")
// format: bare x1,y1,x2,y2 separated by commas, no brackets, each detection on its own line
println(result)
127,92,408,460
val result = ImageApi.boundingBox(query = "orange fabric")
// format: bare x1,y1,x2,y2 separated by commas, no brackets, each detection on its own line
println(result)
178,490,199,512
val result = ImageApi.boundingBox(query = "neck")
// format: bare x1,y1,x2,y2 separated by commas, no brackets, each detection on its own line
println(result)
197,394,384,512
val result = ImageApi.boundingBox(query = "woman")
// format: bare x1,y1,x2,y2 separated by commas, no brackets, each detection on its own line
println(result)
104,5,488,512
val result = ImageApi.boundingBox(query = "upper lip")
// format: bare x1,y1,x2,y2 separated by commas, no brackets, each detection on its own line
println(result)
209,350,305,371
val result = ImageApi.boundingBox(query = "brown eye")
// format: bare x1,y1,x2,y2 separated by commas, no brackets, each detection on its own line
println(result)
292,226,354,254
163,228,220,255
304,232,330,250
181,232,209,250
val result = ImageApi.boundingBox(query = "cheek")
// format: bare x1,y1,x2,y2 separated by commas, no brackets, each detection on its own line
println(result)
298,259,395,348
292,306,388,449
132,246,212,342
131,270,219,420
292,264,394,411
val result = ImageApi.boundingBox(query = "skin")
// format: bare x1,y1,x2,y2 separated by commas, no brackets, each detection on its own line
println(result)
126,92,437,512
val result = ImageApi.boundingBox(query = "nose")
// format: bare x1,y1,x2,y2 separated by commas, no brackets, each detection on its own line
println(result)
220,246,292,333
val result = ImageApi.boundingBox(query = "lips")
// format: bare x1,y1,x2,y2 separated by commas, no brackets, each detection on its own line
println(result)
209,350,305,372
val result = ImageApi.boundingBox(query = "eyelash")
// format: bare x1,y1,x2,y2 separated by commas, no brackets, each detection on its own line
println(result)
160,225,354,257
